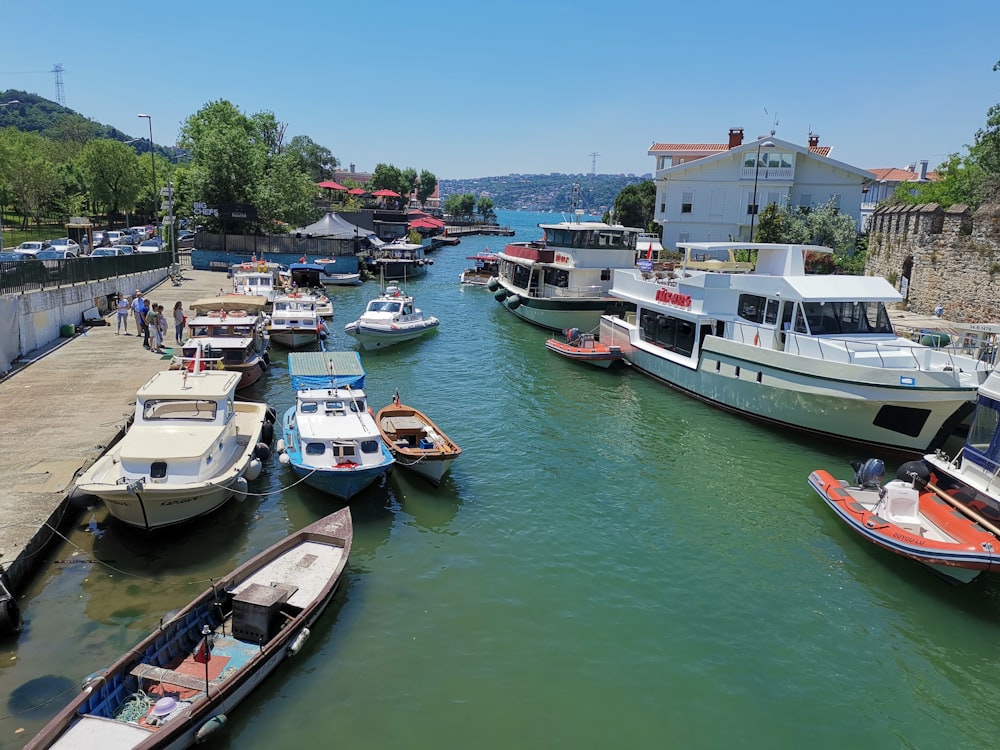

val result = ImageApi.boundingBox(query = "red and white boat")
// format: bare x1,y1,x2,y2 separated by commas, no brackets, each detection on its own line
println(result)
808,459,1000,584
545,328,623,368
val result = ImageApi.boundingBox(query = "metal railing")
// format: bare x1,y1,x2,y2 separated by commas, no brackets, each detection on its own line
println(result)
0,252,172,295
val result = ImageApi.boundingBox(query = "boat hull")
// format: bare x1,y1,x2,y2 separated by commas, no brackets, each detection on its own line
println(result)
344,320,438,351
375,402,461,486
808,470,1000,583
289,462,389,500
25,510,352,750
601,315,975,455
496,283,631,333
269,329,321,349
544,338,622,368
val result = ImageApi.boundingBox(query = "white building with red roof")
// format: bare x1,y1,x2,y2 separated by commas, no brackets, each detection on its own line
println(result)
648,127,873,247
860,161,935,230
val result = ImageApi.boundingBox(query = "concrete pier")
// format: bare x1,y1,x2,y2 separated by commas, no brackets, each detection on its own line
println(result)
0,268,234,598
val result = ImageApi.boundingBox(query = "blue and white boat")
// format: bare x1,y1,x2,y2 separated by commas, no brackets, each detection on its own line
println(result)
276,352,394,500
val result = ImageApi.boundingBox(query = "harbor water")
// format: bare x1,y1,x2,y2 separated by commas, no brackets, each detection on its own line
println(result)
4,211,1000,749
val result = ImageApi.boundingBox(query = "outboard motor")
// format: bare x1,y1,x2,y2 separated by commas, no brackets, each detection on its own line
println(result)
851,458,885,490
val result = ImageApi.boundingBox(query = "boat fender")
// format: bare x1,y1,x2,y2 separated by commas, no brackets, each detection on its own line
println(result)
195,714,227,744
427,259,433,265
275,438,286,453
287,627,310,657
0,569,22,637
487,277,500,292
507,295,522,310
260,420,275,446
246,458,263,481
81,671,106,692
232,477,248,502
264,405,276,424
258,360,268,373
262,350,271,366
896,460,930,485
278,453,291,465
493,289,508,301
255,440,272,460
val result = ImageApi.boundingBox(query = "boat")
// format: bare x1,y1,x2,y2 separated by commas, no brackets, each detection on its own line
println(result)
313,258,362,286
172,296,271,390
599,241,992,455
460,251,500,286
343,285,439,350
276,352,395,501
24,508,352,749
544,327,623,368
267,293,327,349
362,239,430,280
808,458,1000,584
231,260,282,305
488,193,640,331
375,395,462,486
73,368,273,531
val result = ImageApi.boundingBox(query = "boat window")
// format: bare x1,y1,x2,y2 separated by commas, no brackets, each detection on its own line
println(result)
764,299,780,325
544,268,569,287
639,311,696,356
737,294,766,324
300,402,318,414
348,398,365,412
361,439,380,454
967,400,1000,454
403,304,413,315
799,301,894,335
325,401,344,411
792,305,809,333
143,399,218,421
340,445,357,457
305,442,326,455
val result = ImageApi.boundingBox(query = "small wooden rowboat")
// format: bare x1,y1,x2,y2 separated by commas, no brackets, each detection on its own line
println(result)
376,397,462,486
808,461,1000,584
544,328,623,368
25,509,352,749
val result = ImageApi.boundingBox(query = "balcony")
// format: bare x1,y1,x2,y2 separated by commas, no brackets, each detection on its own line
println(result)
739,167,794,181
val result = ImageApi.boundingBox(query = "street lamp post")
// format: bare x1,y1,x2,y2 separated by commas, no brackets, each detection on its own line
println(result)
0,101,21,251
137,114,158,243
749,139,776,241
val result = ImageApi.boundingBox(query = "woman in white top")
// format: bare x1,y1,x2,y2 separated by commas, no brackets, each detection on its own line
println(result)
116,294,130,334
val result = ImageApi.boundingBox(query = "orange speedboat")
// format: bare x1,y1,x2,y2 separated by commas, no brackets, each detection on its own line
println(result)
545,328,623,369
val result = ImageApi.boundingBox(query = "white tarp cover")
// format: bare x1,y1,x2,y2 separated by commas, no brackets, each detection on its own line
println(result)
295,212,374,239
0,296,19,373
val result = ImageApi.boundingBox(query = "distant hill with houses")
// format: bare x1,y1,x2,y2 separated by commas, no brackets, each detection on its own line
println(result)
439,174,652,214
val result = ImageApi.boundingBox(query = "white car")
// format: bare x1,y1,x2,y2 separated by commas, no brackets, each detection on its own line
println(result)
106,231,126,245
14,240,51,254
48,238,81,254
136,238,164,253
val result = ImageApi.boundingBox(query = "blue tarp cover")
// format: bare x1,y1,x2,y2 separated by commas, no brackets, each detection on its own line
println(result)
287,351,366,391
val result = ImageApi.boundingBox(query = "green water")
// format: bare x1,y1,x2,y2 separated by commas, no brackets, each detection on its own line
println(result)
4,211,1000,749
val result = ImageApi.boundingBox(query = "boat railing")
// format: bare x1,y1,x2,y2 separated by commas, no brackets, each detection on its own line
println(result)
541,284,610,299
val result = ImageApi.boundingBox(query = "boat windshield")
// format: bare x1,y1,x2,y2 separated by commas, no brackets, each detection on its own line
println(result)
142,399,218,421
796,301,894,336
368,301,402,313
965,397,1000,473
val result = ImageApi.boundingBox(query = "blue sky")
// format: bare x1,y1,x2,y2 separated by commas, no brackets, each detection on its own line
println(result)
2,0,997,179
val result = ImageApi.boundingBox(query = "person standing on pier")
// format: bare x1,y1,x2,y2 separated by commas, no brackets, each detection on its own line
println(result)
115,294,130,334
172,301,186,345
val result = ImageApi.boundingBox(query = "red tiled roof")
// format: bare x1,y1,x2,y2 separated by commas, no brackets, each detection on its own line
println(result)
809,146,831,157
649,143,730,153
867,167,939,182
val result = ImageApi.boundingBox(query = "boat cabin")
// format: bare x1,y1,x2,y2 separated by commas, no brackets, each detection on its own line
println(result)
295,389,383,467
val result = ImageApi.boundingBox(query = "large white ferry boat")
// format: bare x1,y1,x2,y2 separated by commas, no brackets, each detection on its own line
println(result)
599,242,992,454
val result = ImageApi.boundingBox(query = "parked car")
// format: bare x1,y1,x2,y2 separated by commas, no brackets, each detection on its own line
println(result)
177,229,196,249
48,238,81,254
115,244,135,254
90,231,108,248
0,251,47,283
89,247,123,257
13,240,50,254
106,231,125,245
136,238,164,253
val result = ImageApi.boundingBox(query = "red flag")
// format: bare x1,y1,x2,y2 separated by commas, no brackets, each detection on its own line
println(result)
299,256,306,263
193,635,212,664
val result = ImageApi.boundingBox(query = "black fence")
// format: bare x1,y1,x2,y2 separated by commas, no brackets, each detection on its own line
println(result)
0,252,173,296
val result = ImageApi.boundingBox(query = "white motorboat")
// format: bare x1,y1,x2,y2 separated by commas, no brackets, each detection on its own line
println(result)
74,368,273,531
231,259,282,304
599,241,992,455
267,293,327,349
460,252,500,286
276,352,395,501
363,239,430,280
343,286,439,350
489,196,640,331
173,296,271,389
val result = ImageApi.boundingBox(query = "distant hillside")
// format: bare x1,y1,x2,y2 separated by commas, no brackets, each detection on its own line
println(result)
440,174,653,214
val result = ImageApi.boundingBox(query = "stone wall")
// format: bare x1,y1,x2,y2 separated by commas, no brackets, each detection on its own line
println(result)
866,202,1000,321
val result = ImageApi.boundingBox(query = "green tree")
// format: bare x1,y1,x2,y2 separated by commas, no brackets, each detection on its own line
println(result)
0,128,61,228
400,167,418,204
612,180,656,229
444,193,476,221
417,170,437,207
79,139,143,226
285,135,338,183
476,196,496,223
370,163,406,199
753,202,789,242
256,151,319,230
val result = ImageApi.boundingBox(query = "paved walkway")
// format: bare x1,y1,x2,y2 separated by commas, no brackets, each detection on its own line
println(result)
0,269,232,592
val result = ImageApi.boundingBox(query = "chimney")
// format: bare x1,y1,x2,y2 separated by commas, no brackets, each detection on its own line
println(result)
350,163,356,174
918,160,929,181
728,127,744,149
808,132,819,148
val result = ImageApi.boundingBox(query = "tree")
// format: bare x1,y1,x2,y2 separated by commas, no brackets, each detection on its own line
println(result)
612,180,656,229
476,196,496,223
400,167,418,204
370,163,406,199
753,202,789,242
285,135,338,183
79,139,143,226
417,170,437,207
444,192,476,220
0,128,61,228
